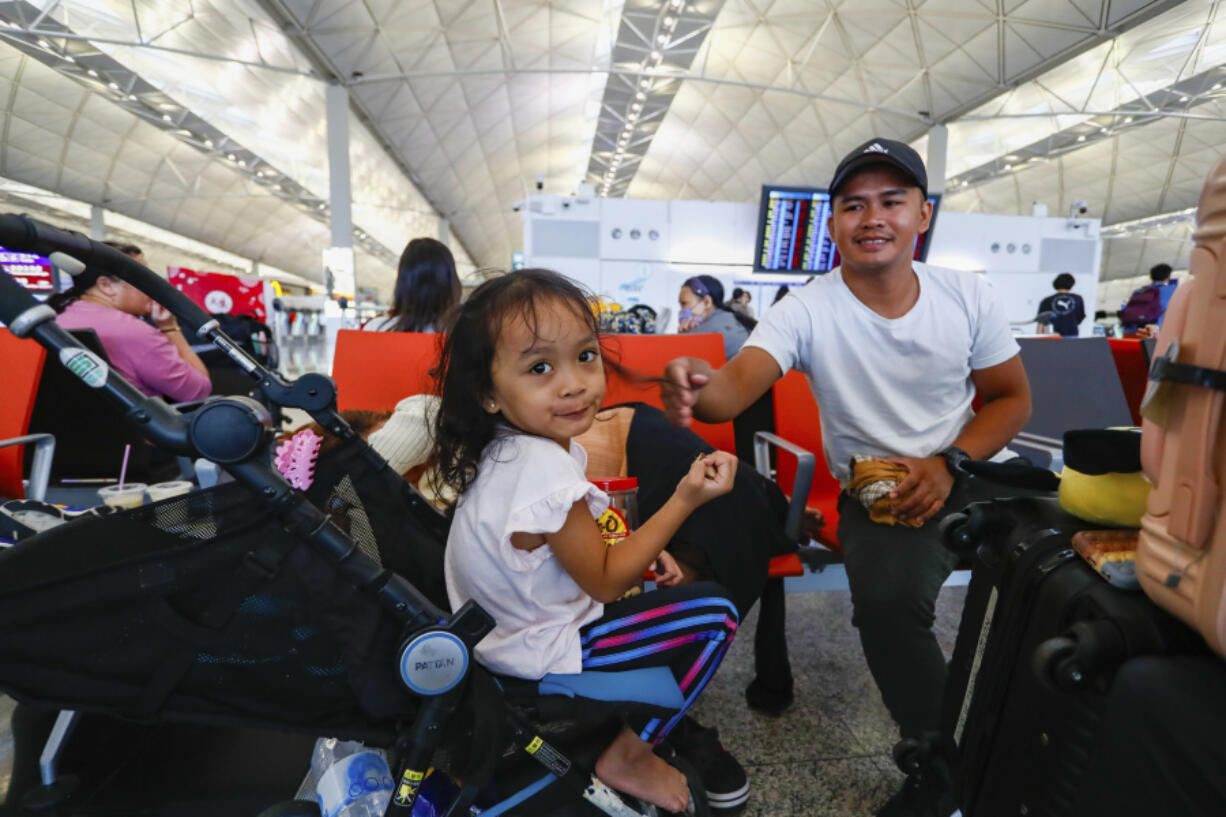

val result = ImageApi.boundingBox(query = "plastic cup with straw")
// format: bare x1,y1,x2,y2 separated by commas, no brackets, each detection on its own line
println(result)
97,444,146,509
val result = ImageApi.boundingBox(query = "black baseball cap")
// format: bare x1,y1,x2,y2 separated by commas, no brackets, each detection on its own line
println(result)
829,137,927,198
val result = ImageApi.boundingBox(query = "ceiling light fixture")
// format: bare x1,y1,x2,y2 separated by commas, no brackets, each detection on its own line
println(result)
63,55,74,63
1180,95,1189,102
87,68,97,77
1123,116,1134,123
1077,134,1086,142
204,138,214,148
107,82,119,90
650,51,662,61
161,113,172,122
657,34,668,45
635,91,646,101
1214,83,1223,90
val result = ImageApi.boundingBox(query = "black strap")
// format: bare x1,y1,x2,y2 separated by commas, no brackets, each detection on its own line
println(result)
1150,356,1226,393
132,533,295,719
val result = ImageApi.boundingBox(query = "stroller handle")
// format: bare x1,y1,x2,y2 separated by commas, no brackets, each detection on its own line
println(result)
0,214,212,332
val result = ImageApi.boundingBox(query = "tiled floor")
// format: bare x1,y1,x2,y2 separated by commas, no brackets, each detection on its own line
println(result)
0,585,968,816
687,586,968,816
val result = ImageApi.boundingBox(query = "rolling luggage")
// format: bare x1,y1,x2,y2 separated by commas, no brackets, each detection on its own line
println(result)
939,496,1198,817
1138,152,1226,659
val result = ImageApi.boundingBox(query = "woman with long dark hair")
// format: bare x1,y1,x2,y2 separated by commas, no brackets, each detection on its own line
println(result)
363,237,460,332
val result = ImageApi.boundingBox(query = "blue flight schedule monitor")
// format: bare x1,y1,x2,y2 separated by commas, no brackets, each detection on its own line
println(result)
753,184,939,274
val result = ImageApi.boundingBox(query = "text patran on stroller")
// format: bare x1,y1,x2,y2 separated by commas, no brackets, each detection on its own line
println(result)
0,215,705,817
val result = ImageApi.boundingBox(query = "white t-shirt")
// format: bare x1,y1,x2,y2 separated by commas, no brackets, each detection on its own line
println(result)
745,262,1019,483
444,431,609,679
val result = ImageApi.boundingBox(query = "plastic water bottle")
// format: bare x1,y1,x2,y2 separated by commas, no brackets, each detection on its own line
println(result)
312,737,395,817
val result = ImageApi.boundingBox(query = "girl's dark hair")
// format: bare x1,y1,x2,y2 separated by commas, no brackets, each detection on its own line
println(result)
684,274,756,332
388,237,461,332
1052,273,1075,290
431,268,601,496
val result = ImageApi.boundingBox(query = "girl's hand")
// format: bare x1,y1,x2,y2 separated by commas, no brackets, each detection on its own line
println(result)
651,550,684,587
675,451,737,508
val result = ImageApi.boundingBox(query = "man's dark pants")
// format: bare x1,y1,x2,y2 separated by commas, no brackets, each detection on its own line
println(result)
838,476,997,739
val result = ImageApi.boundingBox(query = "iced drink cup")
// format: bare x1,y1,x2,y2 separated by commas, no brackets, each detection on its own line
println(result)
147,480,194,502
97,483,147,509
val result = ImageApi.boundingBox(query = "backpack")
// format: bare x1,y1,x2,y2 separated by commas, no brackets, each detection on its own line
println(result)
1137,151,1226,658
1119,284,1164,327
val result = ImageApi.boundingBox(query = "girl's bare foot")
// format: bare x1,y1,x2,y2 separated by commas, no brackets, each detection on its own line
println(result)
594,726,689,813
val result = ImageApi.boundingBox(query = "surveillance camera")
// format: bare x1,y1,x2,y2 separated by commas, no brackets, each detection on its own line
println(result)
562,200,570,209
1072,199,1089,215
535,174,545,191
511,201,523,213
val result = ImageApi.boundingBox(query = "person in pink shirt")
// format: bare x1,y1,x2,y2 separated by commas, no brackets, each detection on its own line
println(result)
50,243,211,403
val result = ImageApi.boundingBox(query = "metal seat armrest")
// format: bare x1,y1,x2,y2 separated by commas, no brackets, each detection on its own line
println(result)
753,430,816,543
0,433,55,502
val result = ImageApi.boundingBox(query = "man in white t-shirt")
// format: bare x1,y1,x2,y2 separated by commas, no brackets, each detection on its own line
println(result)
660,138,1031,816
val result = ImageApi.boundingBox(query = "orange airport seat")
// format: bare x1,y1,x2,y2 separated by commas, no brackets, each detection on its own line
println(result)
770,370,841,549
332,330,738,455
601,333,736,454
0,329,47,499
332,330,442,411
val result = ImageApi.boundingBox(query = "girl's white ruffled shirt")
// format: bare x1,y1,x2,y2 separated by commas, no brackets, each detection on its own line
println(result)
444,430,609,679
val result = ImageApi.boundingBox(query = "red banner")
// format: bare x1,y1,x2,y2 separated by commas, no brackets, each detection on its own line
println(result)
168,267,267,320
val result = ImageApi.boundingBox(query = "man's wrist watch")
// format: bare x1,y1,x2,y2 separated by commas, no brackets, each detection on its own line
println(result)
939,446,970,477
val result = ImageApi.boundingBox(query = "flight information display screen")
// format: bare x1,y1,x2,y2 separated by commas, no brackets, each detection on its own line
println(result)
0,246,56,292
753,185,939,273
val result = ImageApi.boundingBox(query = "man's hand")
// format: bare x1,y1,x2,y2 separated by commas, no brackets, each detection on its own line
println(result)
883,456,954,526
660,356,713,427
651,550,684,587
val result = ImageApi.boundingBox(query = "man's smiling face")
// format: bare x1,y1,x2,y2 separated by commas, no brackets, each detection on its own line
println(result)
828,166,932,277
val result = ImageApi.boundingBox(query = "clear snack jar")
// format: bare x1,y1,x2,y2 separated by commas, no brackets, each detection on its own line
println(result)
589,476,639,546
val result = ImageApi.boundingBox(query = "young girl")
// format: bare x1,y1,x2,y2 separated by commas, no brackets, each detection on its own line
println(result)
433,269,740,812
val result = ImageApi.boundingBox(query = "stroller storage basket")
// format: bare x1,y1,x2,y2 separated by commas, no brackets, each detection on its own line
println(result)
0,482,418,741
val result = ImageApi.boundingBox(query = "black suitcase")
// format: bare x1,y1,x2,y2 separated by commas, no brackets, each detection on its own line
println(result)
940,496,1199,817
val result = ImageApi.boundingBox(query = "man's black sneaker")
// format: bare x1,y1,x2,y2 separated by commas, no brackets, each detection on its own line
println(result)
876,736,955,817
744,676,793,717
661,717,749,810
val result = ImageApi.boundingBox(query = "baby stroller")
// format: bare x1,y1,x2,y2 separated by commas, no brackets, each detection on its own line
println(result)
0,215,708,817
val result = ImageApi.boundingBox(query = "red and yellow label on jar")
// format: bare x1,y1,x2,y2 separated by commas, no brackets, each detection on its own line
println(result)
596,506,629,546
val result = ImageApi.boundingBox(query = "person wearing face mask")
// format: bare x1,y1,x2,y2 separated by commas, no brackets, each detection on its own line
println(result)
49,243,211,402
676,275,755,359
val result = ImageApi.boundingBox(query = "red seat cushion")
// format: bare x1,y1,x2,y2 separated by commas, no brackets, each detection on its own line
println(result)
1108,338,1147,426
0,329,46,499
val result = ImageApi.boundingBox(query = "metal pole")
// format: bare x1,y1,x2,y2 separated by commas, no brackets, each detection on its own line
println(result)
89,204,105,240
326,83,353,251
927,124,948,195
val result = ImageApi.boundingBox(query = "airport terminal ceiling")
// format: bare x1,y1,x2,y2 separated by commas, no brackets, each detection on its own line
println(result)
0,0,1219,293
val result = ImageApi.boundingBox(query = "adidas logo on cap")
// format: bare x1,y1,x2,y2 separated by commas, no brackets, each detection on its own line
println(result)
863,142,889,154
